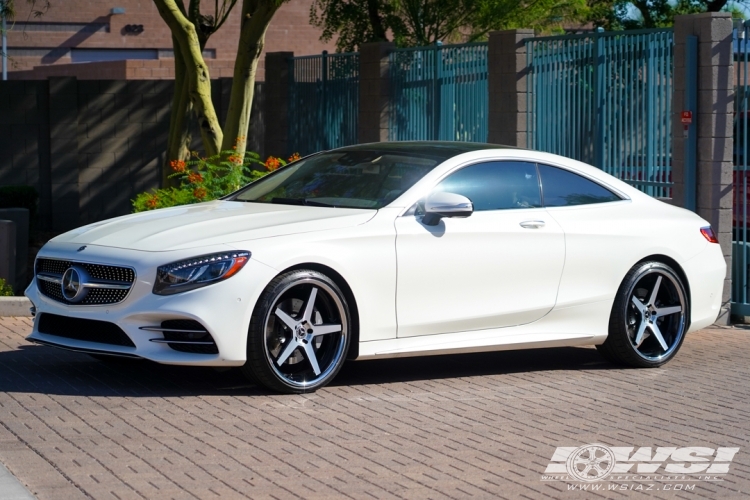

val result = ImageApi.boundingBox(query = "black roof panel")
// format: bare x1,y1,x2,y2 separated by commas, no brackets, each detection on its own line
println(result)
333,141,516,162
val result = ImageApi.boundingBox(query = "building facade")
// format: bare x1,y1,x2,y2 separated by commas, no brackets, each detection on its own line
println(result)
5,0,335,80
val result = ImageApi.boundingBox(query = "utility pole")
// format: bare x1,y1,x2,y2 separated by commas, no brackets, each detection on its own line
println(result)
1,0,7,81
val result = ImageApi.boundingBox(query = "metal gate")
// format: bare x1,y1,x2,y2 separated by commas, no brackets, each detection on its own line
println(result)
733,24,750,314
288,51,359,156
526,28,674,198
389,42,488,142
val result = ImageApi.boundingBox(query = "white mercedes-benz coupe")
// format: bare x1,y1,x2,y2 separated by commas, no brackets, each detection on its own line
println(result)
26,142,726,393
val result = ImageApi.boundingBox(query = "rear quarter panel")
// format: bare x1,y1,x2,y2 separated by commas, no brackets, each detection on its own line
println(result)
547,197,711,314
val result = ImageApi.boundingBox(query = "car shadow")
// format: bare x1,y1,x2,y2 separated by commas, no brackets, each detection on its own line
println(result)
333,345,612,387
0,342,615,397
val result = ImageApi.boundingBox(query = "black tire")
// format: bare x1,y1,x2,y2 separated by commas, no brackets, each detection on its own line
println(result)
597,261,689,368
241,269,351,393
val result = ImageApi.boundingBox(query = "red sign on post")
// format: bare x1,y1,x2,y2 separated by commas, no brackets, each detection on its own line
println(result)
681,111,693,124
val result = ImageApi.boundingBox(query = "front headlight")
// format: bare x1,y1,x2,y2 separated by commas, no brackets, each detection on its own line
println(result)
153,251,250,295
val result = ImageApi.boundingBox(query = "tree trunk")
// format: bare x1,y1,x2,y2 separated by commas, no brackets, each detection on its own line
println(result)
221,0,279,157
164,35,193,187
705,0,729,12
153,0,223,157
366,0,388,43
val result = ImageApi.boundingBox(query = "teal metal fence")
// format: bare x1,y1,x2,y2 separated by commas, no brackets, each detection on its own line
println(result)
526,28,674,198
288,51,359,156
733,24,750,314
389,42,488,142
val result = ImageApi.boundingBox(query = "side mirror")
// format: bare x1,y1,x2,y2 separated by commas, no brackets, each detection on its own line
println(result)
422,191,474,226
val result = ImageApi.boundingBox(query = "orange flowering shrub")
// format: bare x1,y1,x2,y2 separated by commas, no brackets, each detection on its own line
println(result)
132,138,302,212
265,156,281,171
170,160,186,173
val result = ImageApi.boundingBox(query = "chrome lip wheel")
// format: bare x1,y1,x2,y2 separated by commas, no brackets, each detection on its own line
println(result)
263,279,347,389
626,269,686,362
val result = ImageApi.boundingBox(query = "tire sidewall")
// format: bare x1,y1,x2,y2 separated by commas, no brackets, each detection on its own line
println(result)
247,269,351,393
610,261,689,368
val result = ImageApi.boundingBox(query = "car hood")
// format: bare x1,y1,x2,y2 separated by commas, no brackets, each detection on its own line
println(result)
51,201,377,252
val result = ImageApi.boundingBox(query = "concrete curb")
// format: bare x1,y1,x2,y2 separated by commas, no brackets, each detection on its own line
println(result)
0,297,33,317
0,460,35,500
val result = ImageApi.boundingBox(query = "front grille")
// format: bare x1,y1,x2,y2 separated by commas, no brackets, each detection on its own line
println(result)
161,319,219,354
36,259,135,282
38,313,136,347
84,263,135,283
37,280,130,305
35,258,135,306
37,258,70,275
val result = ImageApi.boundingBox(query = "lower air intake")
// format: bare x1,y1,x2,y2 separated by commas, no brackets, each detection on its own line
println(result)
38,313,136,348
161,319,219,354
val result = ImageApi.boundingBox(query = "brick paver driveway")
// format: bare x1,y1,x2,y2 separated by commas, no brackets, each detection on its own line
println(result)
0,317,749,499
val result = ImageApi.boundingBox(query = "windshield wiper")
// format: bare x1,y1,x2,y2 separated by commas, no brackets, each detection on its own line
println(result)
270,197,335,207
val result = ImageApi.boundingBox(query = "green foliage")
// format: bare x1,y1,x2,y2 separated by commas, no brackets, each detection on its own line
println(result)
0,185,38,222
310,0,586,51
1,0,51,22
132,149,290,212
132,187,196,212
0,278,13,297
586,0,744,30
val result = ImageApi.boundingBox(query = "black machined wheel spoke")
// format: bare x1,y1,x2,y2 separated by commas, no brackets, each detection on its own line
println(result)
263,280,348,387
626,270,686,361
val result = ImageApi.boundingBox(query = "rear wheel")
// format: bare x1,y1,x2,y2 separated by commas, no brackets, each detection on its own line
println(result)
242,269,351,393
597,261,688,368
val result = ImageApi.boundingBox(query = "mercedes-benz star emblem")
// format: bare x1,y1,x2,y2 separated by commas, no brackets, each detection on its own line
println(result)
61,267,87,302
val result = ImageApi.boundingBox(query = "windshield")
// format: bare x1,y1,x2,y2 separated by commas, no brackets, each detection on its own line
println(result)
231,150,441,209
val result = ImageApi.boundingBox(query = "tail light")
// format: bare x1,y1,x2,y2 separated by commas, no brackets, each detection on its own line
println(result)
700,226,719,243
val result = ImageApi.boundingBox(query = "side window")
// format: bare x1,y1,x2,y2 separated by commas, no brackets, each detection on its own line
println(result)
433,161,541,212
538,164,621,207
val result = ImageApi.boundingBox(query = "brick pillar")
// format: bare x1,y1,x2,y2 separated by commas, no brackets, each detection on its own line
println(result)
0,220,16,292
48,77,80,231
487,29,534,147
264,52,293,157
0,208,28,290
37,80,52,230
673,13,734,324
358,42,395,143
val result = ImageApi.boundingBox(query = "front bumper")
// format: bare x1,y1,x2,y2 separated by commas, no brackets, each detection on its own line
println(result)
25,242,278,366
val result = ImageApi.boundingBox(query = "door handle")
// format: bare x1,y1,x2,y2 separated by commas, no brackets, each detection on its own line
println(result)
520,220,545,229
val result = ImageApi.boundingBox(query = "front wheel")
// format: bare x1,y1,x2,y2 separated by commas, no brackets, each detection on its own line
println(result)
597,261,689,368
242,269,351,393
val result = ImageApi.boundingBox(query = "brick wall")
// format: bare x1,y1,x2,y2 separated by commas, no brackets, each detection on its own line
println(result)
6,0,335,80
8,59,241,80
0,81,51,220
0,78,266,231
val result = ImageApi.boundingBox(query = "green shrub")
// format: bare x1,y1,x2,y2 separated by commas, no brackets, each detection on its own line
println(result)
132,148,295,213
0,185,38,223
0,278,13,297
